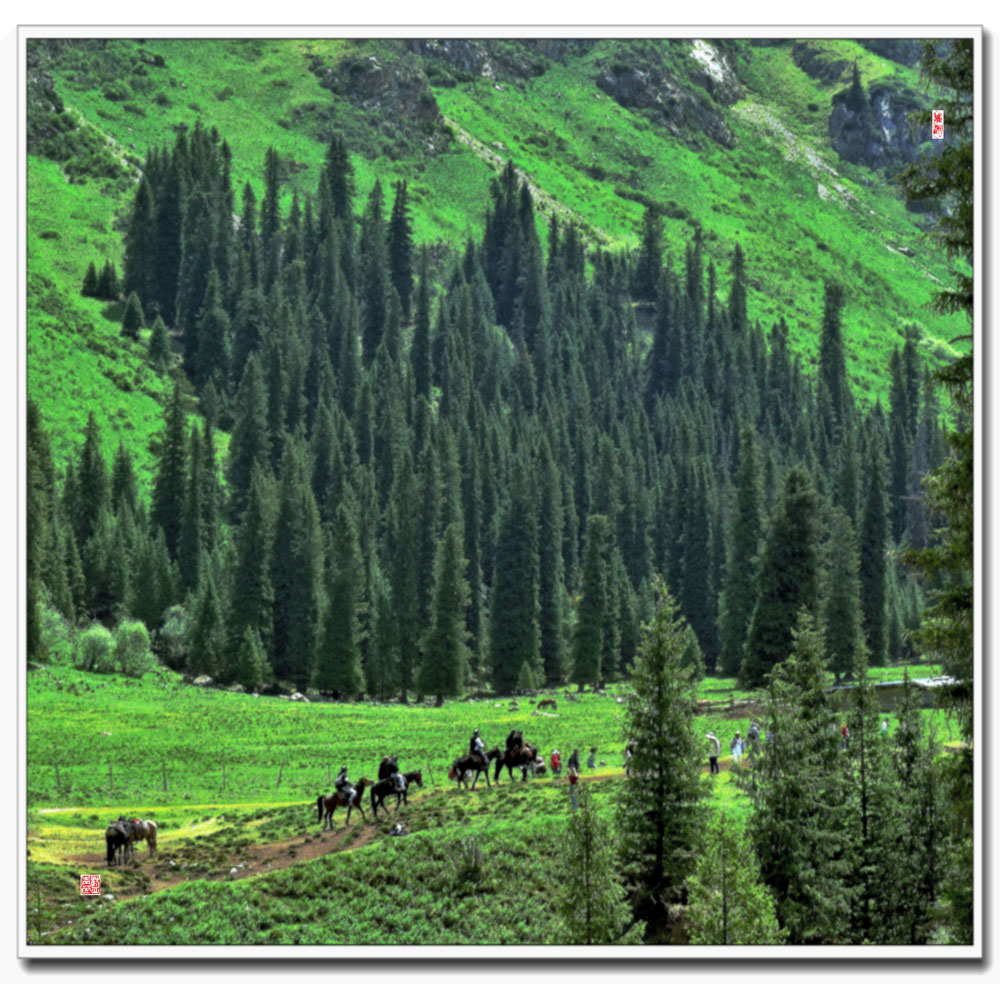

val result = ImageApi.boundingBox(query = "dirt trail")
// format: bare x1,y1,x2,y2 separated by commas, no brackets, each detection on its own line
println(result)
65,821,381,898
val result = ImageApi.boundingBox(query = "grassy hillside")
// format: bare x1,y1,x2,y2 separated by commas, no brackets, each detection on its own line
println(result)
27,37,964,483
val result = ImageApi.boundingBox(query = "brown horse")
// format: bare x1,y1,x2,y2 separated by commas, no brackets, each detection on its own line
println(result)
537,698,558,711
495,743,539,783
370,770,423,815
450,747,501,790
130,819,158,857
317,777,373,829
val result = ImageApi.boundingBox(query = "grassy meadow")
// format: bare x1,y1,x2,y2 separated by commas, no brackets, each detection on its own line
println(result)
26,660,951,945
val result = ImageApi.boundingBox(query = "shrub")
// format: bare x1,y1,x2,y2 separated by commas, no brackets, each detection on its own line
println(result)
76,624,115,673
115,620,157,677
158,605,188,669
40,603,75,665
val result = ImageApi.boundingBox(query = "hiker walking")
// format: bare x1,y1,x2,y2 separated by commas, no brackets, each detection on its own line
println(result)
706,731,721,774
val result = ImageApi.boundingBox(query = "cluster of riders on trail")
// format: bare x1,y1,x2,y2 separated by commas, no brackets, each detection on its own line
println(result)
316,727,582,830
105,816,157,866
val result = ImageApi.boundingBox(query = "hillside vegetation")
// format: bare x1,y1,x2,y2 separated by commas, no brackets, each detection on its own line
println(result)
28,37,962,471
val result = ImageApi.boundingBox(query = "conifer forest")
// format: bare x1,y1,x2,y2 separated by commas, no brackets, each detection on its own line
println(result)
24,35,976,950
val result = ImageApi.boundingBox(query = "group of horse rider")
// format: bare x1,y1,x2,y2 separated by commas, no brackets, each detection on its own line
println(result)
334,755,408,805
471,727,525,763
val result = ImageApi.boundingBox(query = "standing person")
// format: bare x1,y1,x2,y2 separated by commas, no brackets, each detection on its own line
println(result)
841,722,849,750
731,731,743,766
624,737,637,776
706,732,721,774
880,718,889,739
586,747,597,770
568,763,580,811
550,749,562,775
747,720,761,759
567,748,581,773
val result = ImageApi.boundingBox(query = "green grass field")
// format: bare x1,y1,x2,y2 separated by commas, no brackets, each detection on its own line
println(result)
25,660,950,945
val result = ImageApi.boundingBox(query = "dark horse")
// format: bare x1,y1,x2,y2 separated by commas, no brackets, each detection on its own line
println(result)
105,819,132,866
495,743,539,783
316,777,373,829
450,746,501,790
371,770,423,815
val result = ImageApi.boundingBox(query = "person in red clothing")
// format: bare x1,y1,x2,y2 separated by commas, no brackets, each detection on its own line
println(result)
550,749,561,775
841,722,849,750
568,762,580,811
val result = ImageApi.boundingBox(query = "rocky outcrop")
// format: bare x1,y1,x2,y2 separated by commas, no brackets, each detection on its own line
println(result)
793,42,849,85
594,56,736,149
829,82,927,172
406,39,594,83
311,52,441,126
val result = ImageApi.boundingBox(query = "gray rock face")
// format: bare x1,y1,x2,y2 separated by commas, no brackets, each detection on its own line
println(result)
829,83,927,171
192,674,213,687
594,60,736,149
312,52,441,125
406,39,595,82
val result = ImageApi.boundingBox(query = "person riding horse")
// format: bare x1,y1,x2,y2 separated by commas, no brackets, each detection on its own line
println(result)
379,755,407,792
506,729,524,755
334,765,356,805
470,728,488,766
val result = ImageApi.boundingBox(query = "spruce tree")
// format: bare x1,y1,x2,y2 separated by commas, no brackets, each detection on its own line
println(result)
234,626,266,693
419,521,471,704
745,609,853,943
226,463,276,660
489,458,541,693
186,563,225,679
119,293,144,341
742,466,821,687
226,354,271,520
314,503,365,698
823,507,864,683
818,281,849,437
558,784,644,944
685,812,786,944
74,411,109,547
269,443,324,692
148,315,171,369
859,442,889,666
718,426,762,677
634,204,663,302
572,514,611,691
151,383,188,557
110,440,138,515
81,260,98,298
387,179,414,320
617,579,705,938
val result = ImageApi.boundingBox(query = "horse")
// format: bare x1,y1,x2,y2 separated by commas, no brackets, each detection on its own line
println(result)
537,698,557,711
129,818,158,857
371,770,423,816
317,777,373,829
116,816,140,864
494,743,539,783
449,746,501,790
105,821,130,867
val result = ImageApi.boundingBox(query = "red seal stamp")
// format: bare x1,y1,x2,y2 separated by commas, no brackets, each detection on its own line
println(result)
80,874,101,896
932,109,944,140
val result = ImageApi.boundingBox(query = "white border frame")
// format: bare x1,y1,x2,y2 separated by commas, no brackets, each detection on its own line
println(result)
16,22,983,961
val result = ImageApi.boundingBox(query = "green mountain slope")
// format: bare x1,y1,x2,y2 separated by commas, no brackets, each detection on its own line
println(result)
27,36,962,473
